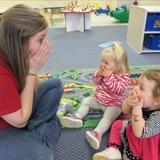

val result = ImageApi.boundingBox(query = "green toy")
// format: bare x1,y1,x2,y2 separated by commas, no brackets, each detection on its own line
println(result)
110,8,129,23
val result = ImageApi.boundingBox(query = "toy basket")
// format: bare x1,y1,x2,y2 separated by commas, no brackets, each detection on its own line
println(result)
145,13,160,31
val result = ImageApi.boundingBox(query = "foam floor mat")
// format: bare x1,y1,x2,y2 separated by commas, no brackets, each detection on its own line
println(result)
38,65,160,160
38,65,160,128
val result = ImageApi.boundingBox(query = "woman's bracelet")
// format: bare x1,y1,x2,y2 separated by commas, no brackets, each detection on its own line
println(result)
28,73,37,77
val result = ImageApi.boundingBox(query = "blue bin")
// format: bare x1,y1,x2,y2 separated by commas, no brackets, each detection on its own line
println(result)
144,34,160,50
145,13,160,31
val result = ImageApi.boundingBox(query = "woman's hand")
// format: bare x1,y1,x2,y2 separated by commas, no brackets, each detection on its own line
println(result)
29,39,51,74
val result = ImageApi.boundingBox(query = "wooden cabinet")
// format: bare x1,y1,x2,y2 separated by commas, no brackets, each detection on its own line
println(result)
127,5,160,54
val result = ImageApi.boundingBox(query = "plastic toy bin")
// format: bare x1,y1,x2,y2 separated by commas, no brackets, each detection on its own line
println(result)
144,34,160,50
145,13,160,31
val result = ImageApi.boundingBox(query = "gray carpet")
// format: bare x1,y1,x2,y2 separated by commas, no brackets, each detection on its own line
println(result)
55,128,109,160
42,26,160,73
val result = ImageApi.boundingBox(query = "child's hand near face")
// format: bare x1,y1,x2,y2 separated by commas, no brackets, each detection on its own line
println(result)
100,63,113,77
95,63,106,77
95,67,103,77
95,63,113,77
100,63,106,71
129,88,143,109
131,87,145,137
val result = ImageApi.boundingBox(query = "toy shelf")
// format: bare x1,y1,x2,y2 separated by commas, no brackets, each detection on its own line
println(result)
127,5,160,54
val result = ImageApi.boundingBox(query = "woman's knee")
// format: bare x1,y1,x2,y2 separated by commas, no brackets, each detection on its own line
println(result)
42,78,63,87
53,78,64,96
40,78,63,92
35,79,63,103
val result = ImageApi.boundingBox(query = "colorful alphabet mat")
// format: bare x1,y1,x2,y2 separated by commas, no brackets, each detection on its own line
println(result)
38,65,160,128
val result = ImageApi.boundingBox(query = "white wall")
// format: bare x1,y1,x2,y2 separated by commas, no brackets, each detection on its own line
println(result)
117,0,160,9
138,0,160,5
0,0,117,10
1,0,159,11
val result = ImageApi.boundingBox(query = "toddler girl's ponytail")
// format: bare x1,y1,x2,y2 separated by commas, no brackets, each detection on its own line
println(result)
112,43,129,74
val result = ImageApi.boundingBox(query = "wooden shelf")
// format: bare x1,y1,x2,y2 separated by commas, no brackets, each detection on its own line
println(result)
142,47,160,53
127,5,160,54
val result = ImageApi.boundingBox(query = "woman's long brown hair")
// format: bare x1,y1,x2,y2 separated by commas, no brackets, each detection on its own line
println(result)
0,4,48,93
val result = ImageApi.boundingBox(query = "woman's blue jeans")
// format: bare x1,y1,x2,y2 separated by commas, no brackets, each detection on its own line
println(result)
0,78,63,160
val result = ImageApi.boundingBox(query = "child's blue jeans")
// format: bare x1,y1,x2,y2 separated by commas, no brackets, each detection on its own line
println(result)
0,78,63,160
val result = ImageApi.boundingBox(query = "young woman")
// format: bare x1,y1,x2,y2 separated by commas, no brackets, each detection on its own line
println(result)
0,4,63,160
